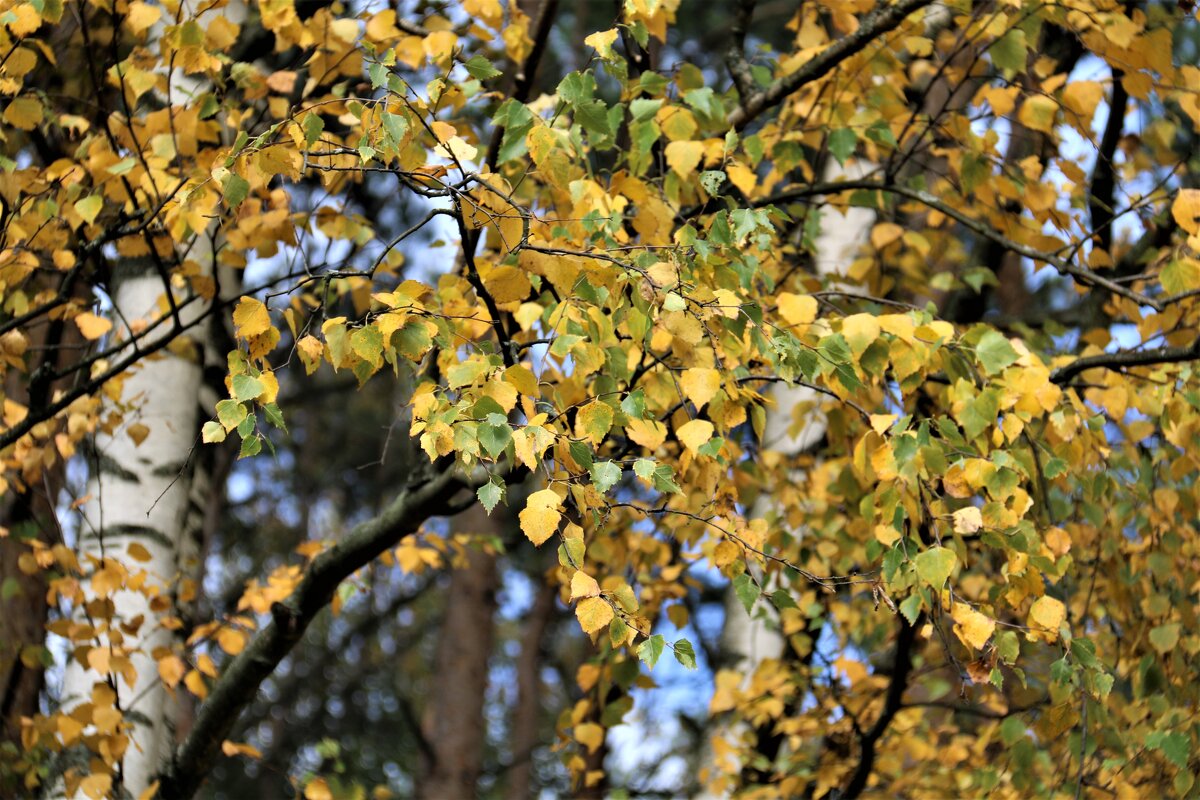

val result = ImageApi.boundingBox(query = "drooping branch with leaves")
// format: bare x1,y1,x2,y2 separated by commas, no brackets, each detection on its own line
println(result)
3,0,1200,798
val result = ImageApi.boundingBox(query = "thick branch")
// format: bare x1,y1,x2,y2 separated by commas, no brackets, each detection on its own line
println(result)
157,465,470,800
1087,71,1127,254
725,0,758,101
840,614,917,799
1049,336,1200,385
727,0,936,130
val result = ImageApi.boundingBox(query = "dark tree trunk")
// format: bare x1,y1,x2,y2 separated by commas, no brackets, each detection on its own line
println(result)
418,503,499,799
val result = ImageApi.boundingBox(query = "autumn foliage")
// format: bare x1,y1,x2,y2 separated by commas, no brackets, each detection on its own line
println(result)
2,0,1200,797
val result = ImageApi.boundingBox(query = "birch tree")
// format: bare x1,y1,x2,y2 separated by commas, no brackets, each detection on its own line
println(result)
3,1,1200,798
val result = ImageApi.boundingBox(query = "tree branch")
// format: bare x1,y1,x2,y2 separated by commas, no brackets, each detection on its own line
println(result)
157,465,472,800
725,0,758,101
1049,336,1200,385
727,0,936,130
840,613,917,799
758,179,1163,311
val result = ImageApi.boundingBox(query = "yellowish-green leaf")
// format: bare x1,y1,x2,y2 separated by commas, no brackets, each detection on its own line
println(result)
576,596,614,634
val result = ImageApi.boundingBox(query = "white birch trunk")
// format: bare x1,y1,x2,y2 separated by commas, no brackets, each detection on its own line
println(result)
58,4,246,794
699,159,875,796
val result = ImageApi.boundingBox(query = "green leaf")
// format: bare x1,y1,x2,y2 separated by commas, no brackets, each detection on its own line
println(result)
262,402,287,431
477,480,504,514
238,434,262,459
350,326,384,367
637,634,666,668
302,113,325,147
733,572,760,615
1147,731,1190,769
590,460,622,493
770,589,798,609
699,170,726,196
479,423,512,459
914,546,957,588
558,537,585,569
989,29,1027,74
828,128,857,166
651,464,682,494
633,458,655,481
463,54,502,80
230,374,264,402
492,99,535,163
672,638,697,670
975,330,1019,375
222,173,250,208
899,592,923,624
216,399,247,432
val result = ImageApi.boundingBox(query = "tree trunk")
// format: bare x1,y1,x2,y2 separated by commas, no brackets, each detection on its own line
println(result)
505,579,555,800
418,503,499,800
700,159,875,797
55,255,214,798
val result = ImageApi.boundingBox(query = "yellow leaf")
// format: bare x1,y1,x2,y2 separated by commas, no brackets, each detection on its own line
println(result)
1028,595,1066,634
74,312,112,341
1061,80,1103,124
127,542,152,562
870,222,904,249
576,596,614,634
1044,526,1071,557
952,506,983,534
217,626,246,655
575,721,605,754
3,96,43,131
726,163,757,196
434,136,478,164
305,777,334,800
570,571,601,600
1172,189,1200,236
869,414,897,435
79,773,113,800
676,419,714,453
680,368,721,410
626,418,667,450
665,140,704,179
504,364,539,396
951,604,996,650
127,422,150,446
1017,95,1057,134
777,292,818,327
74,195,103,226
158,654,185,688
841,313,881,357
584,28,619,60
520,489,562,546
127,1,161,34
221,740,263,759
423,30,459,66
712,539,739,567
233,297,271,339
575,401,614,445
481,264,531,303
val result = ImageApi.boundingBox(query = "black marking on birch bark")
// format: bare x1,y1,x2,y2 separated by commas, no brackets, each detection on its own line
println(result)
95,455,140,483
81,524,174,549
